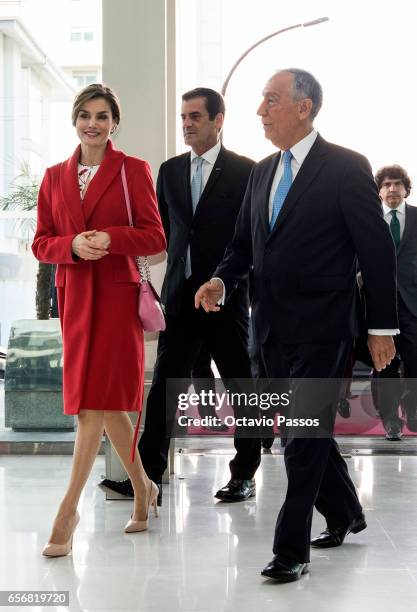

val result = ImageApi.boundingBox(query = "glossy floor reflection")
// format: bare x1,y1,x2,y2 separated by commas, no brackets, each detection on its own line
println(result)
1,446,417,611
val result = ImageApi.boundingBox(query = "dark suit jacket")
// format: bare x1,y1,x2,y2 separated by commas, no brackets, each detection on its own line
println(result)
397,204,417,318
157,145,254,317
215,134,398,344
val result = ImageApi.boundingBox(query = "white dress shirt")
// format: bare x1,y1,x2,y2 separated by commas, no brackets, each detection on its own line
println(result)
190,140,221,190
268,129,318,220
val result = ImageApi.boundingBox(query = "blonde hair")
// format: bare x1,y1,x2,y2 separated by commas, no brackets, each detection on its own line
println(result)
71,83,121,126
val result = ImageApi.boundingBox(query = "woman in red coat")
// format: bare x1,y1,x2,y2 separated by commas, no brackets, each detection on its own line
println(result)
32,84,166,556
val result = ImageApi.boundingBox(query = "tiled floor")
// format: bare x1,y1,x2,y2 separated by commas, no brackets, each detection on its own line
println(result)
1,447,417,611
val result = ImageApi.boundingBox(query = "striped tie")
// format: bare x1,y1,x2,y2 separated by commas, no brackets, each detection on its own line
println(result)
270,150,293,230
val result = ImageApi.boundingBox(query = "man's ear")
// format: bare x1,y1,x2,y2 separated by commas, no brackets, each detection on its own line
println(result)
298,98,313,120
215,112,225,132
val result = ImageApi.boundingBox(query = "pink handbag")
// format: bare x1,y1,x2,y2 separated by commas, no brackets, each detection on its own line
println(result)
121,163,166,332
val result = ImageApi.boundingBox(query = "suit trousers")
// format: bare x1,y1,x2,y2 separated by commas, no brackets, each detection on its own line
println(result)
371,298,417,430
261,333,363,563
138,279,261,482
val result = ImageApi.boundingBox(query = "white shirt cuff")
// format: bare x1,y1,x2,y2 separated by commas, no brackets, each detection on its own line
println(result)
211,277,225,305
368,329,400,335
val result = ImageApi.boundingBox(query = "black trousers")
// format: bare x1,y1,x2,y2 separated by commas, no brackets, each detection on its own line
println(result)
261,334,363,563
371,300,417,430
138,280,261,482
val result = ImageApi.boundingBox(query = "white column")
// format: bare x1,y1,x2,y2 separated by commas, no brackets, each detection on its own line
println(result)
103,0,176,370
102,0,176,483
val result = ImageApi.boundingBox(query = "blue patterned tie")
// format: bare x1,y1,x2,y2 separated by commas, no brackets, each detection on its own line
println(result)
185,156,204,277
270,150,293,230
191,156,204,211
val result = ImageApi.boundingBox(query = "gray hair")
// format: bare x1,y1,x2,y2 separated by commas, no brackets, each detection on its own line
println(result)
276,68,323,119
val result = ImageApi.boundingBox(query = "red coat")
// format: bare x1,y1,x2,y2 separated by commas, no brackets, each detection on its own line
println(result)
32,141,166,419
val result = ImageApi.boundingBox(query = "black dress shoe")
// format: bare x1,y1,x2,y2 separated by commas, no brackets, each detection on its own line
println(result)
261,437,274,450
99,478,163,506
99,478,134,497
311,514,367,548
215,478,255,502
261,556,309,583
383,417,404,440
385,430,402,441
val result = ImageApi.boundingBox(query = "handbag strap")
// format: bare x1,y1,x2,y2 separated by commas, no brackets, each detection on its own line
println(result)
121,162,151,282
121,162,133,227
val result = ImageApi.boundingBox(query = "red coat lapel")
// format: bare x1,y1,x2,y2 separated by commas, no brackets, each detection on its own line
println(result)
59,145,85,233
58,140,126,233
82,140,125,223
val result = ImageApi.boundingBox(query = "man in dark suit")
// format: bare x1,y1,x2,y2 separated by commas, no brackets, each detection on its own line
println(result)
196,69,398,582
101,88,261,503
371,165,417,440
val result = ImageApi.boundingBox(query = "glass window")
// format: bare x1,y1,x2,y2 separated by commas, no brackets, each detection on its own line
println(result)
83,31,94,41
70,31,82,42
72,72,98,88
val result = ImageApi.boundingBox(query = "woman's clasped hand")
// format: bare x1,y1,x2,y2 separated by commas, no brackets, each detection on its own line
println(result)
71,229,111,260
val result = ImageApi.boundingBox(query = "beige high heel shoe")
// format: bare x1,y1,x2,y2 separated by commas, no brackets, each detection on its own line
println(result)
42,511,80,557
124,481,159,533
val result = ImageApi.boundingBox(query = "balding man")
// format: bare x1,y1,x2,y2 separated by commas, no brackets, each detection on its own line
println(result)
196,68,398,582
